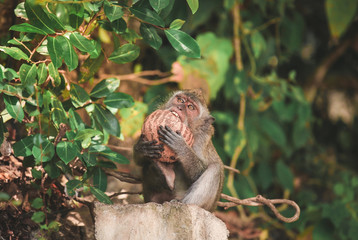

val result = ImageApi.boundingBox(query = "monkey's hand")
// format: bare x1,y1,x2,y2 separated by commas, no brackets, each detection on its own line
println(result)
158,125,206,181
133,135,164,165
158,126,189,155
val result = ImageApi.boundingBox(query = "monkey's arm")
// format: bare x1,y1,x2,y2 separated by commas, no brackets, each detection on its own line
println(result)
158,126,206,181
133,135,164,166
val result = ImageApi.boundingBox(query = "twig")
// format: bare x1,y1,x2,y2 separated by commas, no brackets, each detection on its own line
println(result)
224,165,240,174
30,35,47,60
105,169,142,184
232,2,243,71
12,38,32,55
54,124,69,146
218,194,300,223
108,191,142,198
228,2,248,219
100,71,176,85
305,38,352,102
251,18,281,34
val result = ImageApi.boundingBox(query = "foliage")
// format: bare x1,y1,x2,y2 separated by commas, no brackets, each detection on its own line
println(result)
0,0,357,239
0,0,201,236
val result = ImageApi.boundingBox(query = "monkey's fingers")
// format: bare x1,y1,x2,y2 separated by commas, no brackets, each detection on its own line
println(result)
146,153,162,159
158,127,175,142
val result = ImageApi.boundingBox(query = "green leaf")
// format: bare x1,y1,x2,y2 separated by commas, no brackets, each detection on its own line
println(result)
164,29,200,58
68,108,85,131
19,63,37,87
55,36,78,71
169,19,185,30
140,24,162,50
130,5,165,27
99,149,129,164
104,92,134,109
25,0,56,34
10,23,47,35
44,161,61,179
0,192,10,201
3,95,24,122
90,78,120,98
325,0,358,38
250,31,266,59
0,46,30,61
69,3,85,29
3,68,19,81
0,65,4,80
51,97,68,128
79,53,104,82
186,0,199,14
121,29,142,44
31,197,43,209
81,151,97,166
31,168,42,179
90,145,130,164
70,84,90,108
149,0,170,13
108,44,140,64
15,2,27,19
66,179,82,196
69,32,96,54
93,104,121,137
275,160,294,191
259,117,286,148
13,136,34,157
97,161,117,169
56,141,77,164
31,211,45,223
43,161,62,179
48,62,61,86
93,167,107,192
37,63,47,85
75,129,103,141
90,186,112,204
47,37,62,69
110,18,127,34
75,129,103,148
1,84,20,97
32,140,55,163
0,117,4,147
104,1,124,22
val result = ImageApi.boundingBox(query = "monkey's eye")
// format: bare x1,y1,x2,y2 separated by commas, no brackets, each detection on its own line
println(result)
177,97,185,103
188,104,195,110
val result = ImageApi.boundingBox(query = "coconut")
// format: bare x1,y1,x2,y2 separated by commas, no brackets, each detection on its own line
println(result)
141,110,194,163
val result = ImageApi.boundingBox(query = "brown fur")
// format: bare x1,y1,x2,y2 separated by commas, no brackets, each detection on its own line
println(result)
134,90,224,212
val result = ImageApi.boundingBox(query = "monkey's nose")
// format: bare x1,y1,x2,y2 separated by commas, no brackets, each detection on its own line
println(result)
177,105,184,111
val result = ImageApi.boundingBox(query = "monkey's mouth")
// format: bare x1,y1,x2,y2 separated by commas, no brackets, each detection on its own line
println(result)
170,110,180,120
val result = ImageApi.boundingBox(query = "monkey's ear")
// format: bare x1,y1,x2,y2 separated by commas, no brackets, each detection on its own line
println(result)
205,116,215,124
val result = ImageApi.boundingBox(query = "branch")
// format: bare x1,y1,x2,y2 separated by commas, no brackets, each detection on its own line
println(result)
104,169,142,184
218,194,300,223
224,165,240,174
54,123,69,146
305,38,352,102
100,71,177,86
108,191,142,198
232,2,243,71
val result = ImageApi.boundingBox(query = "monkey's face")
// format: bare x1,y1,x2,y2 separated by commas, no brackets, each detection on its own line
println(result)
168,94,200,126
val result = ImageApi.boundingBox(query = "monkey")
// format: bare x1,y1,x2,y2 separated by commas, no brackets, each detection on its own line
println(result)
133,89,224,212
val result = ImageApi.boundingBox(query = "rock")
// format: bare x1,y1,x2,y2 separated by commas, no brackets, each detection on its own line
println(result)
95,202,228,240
